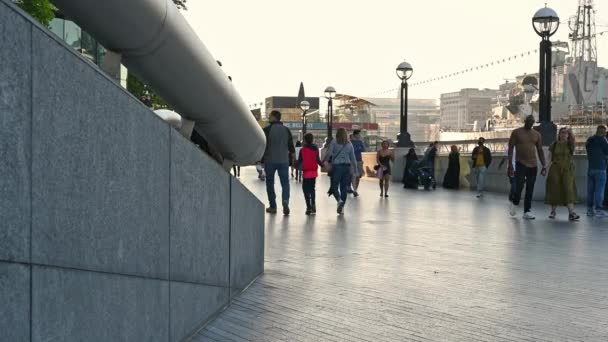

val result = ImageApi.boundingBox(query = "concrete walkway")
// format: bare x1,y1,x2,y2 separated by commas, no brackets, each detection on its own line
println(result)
193,168,608,341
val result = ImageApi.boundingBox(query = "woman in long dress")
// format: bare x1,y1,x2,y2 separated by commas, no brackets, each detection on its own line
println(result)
545,127,579,221
443,145,460,189
402,148,419,189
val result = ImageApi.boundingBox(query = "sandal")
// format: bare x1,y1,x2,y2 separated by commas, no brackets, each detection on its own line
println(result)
549,211,556,219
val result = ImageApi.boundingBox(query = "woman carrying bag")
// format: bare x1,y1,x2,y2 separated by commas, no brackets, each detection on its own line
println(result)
323,128,358,215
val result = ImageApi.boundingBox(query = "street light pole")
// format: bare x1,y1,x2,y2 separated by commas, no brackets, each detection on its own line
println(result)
300,100,310,139
401,78,408,135
533,5,559,145
396,61,414,147
324,86,336,140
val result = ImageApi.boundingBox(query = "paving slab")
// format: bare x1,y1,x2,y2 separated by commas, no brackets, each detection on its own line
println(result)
196,167,608,341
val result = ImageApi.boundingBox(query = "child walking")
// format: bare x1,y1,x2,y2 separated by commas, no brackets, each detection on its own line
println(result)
298,133,323,215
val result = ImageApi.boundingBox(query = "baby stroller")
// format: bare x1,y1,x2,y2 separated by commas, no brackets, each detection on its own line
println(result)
408,160,436,191
417,164,437,191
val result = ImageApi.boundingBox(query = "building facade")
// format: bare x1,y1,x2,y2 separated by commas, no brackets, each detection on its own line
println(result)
440,88,499,130
47,12,128,88
265,96,321,141
366,98,439,142
332,95,439,143
265,96,320,122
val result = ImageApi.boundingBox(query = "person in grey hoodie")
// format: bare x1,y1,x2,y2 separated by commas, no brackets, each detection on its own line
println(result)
263,110,295,215
323,128,358,215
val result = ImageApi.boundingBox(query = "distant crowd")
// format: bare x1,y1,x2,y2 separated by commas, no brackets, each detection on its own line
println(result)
252,110,608,221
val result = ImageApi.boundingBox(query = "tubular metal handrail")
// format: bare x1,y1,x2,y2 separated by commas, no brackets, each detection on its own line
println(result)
51,0,266,165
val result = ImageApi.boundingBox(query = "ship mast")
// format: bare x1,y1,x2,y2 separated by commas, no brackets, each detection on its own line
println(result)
568,0,598,97
569,0,598,65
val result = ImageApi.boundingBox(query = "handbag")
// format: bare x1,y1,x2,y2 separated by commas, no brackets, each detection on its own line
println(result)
376,166,385,179
323,161,333,173
323,145,346,173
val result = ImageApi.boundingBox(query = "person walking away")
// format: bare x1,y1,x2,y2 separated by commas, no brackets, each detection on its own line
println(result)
350,130,367,197
323,128,358,215
507,148,517,204
232,165,240,178
605,129,608,208
376,140,395,197
403,148,419,189
507,115,547,219
471,137,492,198
293,141,303,181
298,133,323,215
346,135,355,195
443,145,461,189
263,110,296,216
545,128,579,221
585,125,608,217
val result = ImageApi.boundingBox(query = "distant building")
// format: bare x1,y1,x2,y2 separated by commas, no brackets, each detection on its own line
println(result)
334,95,439,143
440,88,500,130
264,96,320,123
264,96,321,141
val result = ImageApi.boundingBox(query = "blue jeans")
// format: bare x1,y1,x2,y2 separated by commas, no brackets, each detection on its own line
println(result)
473,166,487,193
265,162,290,209
330,164,351,203
587,169,607,210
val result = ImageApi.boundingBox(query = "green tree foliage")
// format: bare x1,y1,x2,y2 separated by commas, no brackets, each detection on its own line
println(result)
15,0,55,26
127,73,170,110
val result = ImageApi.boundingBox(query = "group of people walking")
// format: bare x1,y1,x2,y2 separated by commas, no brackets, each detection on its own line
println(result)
261,110,608,220
261,110,365,216
441,115,608,221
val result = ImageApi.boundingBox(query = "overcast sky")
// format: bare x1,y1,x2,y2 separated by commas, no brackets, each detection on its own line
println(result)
183,0,608,106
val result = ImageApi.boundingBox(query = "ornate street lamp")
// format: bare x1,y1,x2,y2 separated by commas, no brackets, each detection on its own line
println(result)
324,86,336,139
396,61,414,147
300,100,310,137
532,5,559,145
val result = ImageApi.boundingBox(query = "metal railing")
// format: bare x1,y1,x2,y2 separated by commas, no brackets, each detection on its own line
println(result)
416,138,589,155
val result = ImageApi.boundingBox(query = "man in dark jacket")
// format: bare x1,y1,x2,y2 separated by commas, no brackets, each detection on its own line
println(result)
585,125,608,217
263,110,295,216
471,137,492,198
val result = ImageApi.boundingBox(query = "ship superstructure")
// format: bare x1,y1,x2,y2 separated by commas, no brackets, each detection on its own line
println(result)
439,0,608,142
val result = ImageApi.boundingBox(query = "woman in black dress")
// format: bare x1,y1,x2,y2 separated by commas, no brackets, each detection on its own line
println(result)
443,145,460,189
376,141,394,197
402,148,419,189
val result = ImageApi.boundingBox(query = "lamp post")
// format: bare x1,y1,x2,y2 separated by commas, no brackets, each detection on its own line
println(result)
300,100,310,139
532,5,559,145
396,61,414,147
324,86,336,140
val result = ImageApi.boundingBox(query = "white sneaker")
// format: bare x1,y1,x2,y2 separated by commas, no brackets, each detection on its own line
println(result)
523,212,536,220
509,203,516,216
595,210,608,218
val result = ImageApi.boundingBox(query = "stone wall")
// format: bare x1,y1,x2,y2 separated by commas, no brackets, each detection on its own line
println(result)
0,2,264,341
371,148,596,202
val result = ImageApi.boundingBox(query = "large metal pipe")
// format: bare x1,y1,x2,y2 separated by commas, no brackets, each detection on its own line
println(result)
51,0,265,165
